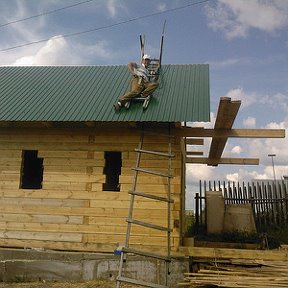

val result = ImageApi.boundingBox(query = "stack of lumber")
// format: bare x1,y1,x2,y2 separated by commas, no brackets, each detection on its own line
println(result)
178,260,288,287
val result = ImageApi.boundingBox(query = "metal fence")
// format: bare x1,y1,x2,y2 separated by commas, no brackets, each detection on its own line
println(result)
195,180,288,232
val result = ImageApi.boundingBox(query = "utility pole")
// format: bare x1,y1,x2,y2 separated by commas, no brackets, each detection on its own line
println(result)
268,154,276,181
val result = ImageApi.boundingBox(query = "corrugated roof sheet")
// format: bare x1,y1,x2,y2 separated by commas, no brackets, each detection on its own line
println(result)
0,65,210,122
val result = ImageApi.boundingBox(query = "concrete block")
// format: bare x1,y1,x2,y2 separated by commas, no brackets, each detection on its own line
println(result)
206,191,225,234
224,204,256,233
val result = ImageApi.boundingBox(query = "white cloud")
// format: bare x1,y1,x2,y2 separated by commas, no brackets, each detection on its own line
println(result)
245,118,288,173
243,116,256,128
7,35,117,66
225,88,257,108
106,0,126,18
231,145,242,154
157,3,167,12
12,36,74,65
205,0,288,39
187,164,213,181
223,88,288,112
260,92,288,112
226,172,239,182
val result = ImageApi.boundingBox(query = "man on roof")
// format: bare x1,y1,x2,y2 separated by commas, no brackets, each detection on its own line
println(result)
114,54,159,110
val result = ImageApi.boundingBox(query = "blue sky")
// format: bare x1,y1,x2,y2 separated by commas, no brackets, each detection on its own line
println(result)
0,0,287,209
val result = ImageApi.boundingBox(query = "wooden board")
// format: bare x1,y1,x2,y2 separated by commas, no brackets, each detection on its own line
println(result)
0,127,183,252
179,246,288,261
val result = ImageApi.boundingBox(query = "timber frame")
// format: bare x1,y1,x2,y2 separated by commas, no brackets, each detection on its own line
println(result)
180,97,285,166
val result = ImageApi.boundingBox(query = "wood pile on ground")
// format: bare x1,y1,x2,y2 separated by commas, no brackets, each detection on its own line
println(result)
178,247,288,288
178,260,288,287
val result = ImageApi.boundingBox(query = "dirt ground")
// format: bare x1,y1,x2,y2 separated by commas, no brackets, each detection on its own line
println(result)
0,280,141,288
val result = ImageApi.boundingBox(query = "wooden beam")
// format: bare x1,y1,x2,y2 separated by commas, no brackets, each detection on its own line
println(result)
179,246,288,261
186,151,203,156
175,127,285,138
208,97,241,160
186,157,259,165
185,138,204,145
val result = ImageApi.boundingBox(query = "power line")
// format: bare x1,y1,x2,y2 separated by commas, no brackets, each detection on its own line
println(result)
0,0,214,52
0,0,96,28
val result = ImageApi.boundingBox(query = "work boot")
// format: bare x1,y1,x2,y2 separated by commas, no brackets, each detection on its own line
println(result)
113,102,122,111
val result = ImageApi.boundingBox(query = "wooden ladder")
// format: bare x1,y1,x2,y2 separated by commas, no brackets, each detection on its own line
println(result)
116,130,175,288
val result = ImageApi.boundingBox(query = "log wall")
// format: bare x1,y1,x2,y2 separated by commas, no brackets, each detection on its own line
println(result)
0,127,183,253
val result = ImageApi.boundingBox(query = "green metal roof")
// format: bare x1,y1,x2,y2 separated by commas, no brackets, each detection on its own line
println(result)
0,65,210,123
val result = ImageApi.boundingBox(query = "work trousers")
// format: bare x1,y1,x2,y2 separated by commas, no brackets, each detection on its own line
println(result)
119,77,158,104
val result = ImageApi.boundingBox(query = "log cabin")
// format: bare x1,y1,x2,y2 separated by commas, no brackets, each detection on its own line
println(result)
0,65,210,254
0,65,284,256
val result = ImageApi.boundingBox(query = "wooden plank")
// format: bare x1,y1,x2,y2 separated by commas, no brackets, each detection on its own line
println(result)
0,205,173,218
88,216,168,226
44,166,103,173
185,138,204,145
43,174,105,183
119,176,181,186
0,166,20,173
0,213,83,224
0,150,22,157
87,234,168,246
43,158,105,166
0,174,20,181
0,222,174,236
38,151,104,159
122,159,181,168
0,230,82,242
186,151,203,156
186,157,259,165
0,134,88,143
0,197,88,208
175,127,285,138
179,247,288,261
90,199,167,210
0,158,21,165
209,97,241,160
0,238,118,252
0,181,20,189
42,182,93,190
0,189,130,200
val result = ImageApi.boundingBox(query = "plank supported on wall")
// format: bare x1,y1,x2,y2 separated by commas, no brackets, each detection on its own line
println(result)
182,97,285,166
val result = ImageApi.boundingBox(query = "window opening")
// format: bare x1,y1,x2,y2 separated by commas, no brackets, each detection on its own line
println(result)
103,151,122,191
20,150,43,189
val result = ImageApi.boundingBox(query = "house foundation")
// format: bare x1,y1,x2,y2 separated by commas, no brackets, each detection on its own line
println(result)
0,248,188,286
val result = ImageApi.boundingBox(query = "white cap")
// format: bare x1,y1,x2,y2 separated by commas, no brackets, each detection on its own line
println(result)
142,54,151,60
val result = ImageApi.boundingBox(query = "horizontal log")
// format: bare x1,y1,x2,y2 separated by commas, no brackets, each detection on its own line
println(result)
0,205,177,218
176,127,285,138
0,213,83,224
186,151,203,156
43,158,105,166
186,157,259,165
185,138,204,145
38,151,104,159
0,188,175,200
90,199,167,210
179,247,288,261
0,230,82,242
0,222,175,236
0,197,88,208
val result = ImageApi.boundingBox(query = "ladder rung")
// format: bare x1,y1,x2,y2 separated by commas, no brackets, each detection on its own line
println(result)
133,167,173,178
135,148,174,158
122,247,171,261
129,191,174,203
127,219,172,232
117,276,168,288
